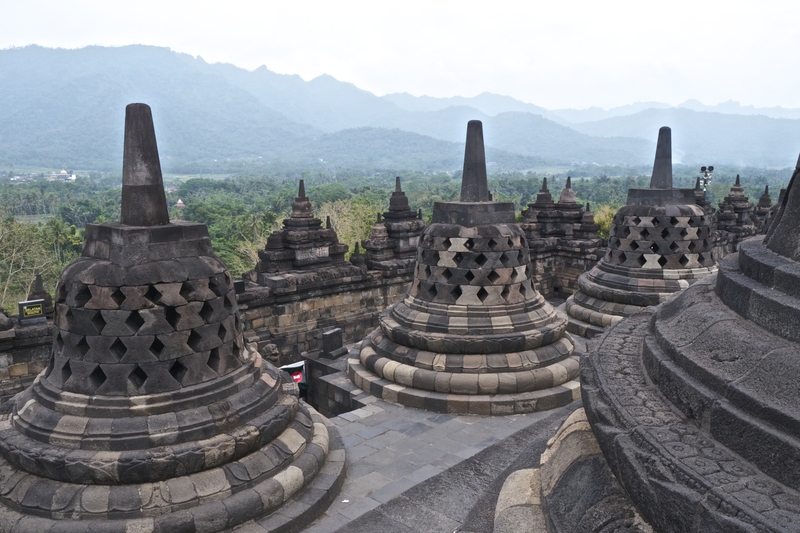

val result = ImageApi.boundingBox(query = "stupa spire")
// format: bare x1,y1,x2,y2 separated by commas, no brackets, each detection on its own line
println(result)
650,126,673,189
120,103,170,226
460,120,489,202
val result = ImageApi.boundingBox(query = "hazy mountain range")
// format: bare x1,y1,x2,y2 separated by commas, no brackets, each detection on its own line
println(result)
1,45,800,172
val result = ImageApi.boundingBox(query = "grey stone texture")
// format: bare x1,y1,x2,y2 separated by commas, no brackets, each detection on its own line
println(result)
572,161,800,531
362,177,425,277
348,121,580,414
566,127,718,338
521,178,605,296
460,120,490,202
715,174,757,240
0,104,344,532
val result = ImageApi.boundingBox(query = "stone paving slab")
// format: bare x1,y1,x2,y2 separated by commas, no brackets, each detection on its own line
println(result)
301,395,581,533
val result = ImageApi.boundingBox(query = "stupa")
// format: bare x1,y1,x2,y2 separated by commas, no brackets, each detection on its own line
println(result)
521,178,603,295
573,151,800,532
362,177,425,276
0,104,344,532
752,184,772,231
565,127,717,337
715,174,757,237
347,121,580,415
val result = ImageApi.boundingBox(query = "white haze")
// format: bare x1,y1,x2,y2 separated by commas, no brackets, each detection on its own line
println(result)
1,0,799,109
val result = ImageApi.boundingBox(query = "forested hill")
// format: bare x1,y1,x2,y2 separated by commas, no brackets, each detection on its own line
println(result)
0,45,646,171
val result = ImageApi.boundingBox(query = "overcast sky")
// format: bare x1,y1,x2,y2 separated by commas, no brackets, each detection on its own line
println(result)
1,0,798,110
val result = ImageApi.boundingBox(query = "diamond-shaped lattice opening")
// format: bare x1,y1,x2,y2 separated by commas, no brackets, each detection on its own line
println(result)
477,287,489,303
208,348,221,374
670,217,679,226
224,294,235,311
661,228,670,239
465,238,474,250
453,252,464,266
442,268,453,282
88,365,107,391
218,323,227,342
180,282,195,302
427,283,438,299
618,252,627,264
629,240,639,251
111,288,126,307
680,228,689,238
669,242,680,253
56,283,68,304
109,338,127,361
74,285,91,307
688,218,696,227
620,226,630,238
488,238,498,250
487,270,501,284
200,301,215,323
465,270,475,282
145,285,161,304
658,256,669,267
631,216,641,226
520,283,529,298
91,311,106,334
451,285,462,300
679,254,690,267
125,310,145,333
55,332,64,353
165,307,180,329
442,238,451,250
688,241,697,252
76,337,90,357
640,228,650,239
652,217,660,227
637,255,647,267
208,277,225,297
507,237,514,248
62,361,72,384
501,286,511,302
187,330,203,351
424,265,431,278
475,253,487,267
432,251,440,263
149,337,165,358
649,242,659,253
169,359,188,384
129,366,147,389
510,267,520,282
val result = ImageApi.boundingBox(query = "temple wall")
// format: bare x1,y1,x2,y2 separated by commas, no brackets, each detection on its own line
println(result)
239,271,413,366
0,322,52,402
529,239,605,297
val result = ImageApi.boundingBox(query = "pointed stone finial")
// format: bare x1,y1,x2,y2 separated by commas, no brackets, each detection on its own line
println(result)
354,242,361,254
650,126,673,189
377,212,382,223
488,191,493,201
418,208,423,219
586,202,591,212
460,120,489,202
34,274,45,294
390,176,410,212
735,174,741,186
695,177,702,190
541,177,549,192
326,216,332,229
765,152,800,259
395,176,402,193
290,179,314,218
766,185,770,194
120,103,170,226
566,176,572,189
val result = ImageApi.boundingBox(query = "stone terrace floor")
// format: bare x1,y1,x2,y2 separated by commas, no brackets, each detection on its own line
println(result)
302,396,582,533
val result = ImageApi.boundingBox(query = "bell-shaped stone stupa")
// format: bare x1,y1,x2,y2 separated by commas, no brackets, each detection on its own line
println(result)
0,104,344,532
577,150,800,532
347,121,580,415
565,127,717,337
